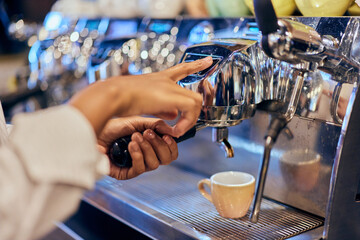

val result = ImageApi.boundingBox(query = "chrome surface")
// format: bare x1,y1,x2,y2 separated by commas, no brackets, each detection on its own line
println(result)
283,69,306,121
265,18,360,124
250,136,273,223
177,36,315,222
287,226,324,240
249,13,360,227
88,164,323,240
330,83,343,125
267,18,360,80
212,127,234,158
267,19,324,65
179,39,259,126
83,16,358,239
174,113,338,219
177,39,326,126
250,67,306,223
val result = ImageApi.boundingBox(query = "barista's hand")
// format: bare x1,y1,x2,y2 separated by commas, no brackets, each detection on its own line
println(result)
70,57,213,138
97,117,178,180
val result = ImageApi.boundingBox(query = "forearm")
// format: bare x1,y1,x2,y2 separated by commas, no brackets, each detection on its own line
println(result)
0,151,85,240
69,79,133,136
0,105,109,239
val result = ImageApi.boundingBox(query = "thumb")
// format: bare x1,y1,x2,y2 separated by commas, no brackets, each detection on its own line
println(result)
154,121,176,136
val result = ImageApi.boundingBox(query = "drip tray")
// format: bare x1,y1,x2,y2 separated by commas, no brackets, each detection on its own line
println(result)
85,165,324,240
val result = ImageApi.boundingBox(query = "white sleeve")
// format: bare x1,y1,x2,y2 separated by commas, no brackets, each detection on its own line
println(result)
0,105,110,240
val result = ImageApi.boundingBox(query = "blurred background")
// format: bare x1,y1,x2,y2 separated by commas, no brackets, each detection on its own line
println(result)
1,0,360,52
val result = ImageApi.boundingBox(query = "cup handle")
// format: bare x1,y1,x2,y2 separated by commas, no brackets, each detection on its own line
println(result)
197,179,212,202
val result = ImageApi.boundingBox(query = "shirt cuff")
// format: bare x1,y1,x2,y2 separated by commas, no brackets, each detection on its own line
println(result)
8,105,110,189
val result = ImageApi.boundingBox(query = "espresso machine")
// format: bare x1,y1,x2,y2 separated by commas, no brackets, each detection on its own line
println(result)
6,3,359,238
82,10,360,240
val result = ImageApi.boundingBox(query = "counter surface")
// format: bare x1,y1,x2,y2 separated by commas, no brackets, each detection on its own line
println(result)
85,164,324,239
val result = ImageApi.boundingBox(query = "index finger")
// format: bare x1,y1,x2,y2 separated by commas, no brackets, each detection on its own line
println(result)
164,56,213,81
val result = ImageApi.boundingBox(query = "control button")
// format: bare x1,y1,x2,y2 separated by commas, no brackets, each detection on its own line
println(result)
184,53,222,77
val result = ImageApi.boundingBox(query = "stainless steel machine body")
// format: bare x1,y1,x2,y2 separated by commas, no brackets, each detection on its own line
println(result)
80,16,360,240
179,39,260,127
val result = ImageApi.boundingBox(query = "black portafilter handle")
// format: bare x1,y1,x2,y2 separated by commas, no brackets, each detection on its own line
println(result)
254,0,279,58
109,126,198,168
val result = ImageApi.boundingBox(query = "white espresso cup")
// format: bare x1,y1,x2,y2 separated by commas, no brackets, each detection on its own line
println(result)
198,171,255,218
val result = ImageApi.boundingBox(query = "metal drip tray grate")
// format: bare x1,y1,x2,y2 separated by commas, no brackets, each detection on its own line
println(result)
97,166,324,239
155,199,322,240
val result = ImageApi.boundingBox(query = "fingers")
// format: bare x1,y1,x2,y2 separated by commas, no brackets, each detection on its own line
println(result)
151,94,202,137
173,100,201,137
132,132,160,171
169,94,203,137
143,129,178,165
162,135,179,161
108,130,178,180
131,130,178,168
126,141,146,178
100,117,172,146
164,56,213,82
109,141,146,180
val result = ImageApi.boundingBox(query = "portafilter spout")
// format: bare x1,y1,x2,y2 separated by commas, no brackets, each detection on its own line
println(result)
212,127,234,158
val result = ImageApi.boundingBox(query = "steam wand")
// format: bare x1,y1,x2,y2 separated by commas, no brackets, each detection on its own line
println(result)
250,69,306,223
251,0,314,222
249,116,287,223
